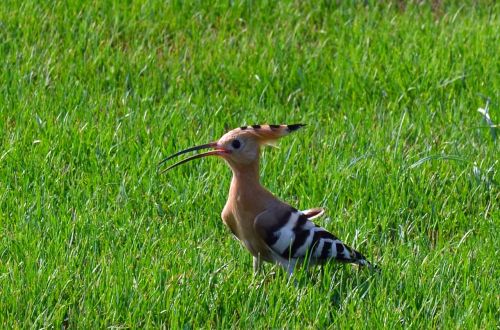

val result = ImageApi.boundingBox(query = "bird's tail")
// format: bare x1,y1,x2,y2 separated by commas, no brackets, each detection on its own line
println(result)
333,241,379,271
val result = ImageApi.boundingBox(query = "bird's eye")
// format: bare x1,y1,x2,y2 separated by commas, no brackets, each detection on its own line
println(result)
231,139,241,149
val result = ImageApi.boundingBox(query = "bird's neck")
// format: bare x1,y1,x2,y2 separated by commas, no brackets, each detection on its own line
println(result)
229,161,261,188
227,160,279,214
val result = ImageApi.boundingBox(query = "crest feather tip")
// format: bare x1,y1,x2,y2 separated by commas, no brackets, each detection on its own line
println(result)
287,124,306,132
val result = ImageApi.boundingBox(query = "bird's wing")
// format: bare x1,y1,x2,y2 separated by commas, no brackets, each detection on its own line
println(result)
254,207,370,266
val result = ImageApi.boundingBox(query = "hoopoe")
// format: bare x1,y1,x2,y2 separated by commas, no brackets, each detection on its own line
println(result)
160,124,374,276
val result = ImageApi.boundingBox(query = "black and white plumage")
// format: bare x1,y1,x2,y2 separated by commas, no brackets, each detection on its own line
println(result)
255,207,371,275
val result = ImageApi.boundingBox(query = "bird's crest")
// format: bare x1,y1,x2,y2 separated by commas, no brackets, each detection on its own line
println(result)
236,124,305,146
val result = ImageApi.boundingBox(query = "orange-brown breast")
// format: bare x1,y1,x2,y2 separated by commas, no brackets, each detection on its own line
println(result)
219,156,284,262
221,187,277,262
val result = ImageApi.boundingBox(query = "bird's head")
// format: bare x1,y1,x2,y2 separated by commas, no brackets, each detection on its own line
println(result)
159,124,305,173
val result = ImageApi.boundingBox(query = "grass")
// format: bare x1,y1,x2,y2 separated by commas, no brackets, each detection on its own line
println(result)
1,0,499,328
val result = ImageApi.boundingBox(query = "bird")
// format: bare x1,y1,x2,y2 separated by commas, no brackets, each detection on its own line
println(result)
159,124,375,276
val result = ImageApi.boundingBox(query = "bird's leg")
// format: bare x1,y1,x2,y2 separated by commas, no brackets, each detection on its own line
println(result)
286,259,297,277
253,255,262,275
319,265,325,278
285,259,299,286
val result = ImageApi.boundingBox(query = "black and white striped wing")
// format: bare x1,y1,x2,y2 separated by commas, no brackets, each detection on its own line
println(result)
254,208,370,266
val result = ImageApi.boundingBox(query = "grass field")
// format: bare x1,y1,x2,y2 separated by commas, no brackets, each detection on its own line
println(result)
1,1,499,328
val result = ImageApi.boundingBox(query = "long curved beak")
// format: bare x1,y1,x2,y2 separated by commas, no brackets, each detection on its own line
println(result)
158,142,229,173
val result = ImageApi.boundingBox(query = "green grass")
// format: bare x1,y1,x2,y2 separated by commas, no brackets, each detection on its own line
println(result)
1,0,499,328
